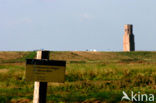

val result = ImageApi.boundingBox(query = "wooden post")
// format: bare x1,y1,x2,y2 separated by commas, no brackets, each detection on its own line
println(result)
33,50,50,103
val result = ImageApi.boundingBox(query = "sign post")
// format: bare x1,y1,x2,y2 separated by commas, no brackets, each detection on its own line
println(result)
33,51,49,103
26,50,66,103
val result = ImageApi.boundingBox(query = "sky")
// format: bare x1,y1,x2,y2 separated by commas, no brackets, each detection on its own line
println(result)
0,0,156,51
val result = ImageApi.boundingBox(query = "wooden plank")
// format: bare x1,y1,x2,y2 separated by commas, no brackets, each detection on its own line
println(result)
26,59,66,66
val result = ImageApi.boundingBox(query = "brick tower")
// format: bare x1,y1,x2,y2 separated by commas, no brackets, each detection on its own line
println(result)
123,24,135,51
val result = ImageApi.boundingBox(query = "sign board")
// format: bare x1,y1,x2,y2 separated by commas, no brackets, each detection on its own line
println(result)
26,59,66,82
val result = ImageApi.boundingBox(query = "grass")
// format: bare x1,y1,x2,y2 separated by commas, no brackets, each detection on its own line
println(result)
0,51,156,103
0,51,36,63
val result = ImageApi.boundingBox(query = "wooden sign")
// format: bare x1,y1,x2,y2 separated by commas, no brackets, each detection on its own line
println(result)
26,59,66,82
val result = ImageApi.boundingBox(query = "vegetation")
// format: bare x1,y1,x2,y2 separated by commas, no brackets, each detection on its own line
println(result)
0,51,156,103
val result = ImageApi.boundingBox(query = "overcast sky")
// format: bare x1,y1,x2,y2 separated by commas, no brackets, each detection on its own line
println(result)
0,0,156,51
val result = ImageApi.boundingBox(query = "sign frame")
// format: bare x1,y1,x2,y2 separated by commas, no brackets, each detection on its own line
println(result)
26,59,66,83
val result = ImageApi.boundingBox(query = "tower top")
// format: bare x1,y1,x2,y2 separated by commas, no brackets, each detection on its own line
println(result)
124,24,133,28
124,24,133,34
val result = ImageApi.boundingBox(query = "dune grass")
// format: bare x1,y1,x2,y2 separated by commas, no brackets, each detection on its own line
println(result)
0,51,156,103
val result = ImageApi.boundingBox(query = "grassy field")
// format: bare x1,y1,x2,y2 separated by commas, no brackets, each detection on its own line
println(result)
0,51,156,103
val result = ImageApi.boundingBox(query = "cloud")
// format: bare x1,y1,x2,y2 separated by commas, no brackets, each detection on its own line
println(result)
80,13,93,21
42,0,56,2
81,13,90,19
21,18,32,24
7,18,32,26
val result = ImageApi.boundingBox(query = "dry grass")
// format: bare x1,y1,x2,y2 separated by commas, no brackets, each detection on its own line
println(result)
0,51,156,103
0,69,9,73
0,52,28,60
50,51,119,61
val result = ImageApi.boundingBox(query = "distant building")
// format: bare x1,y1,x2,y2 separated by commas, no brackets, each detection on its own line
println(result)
86,49,97,52
93,49,97,52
